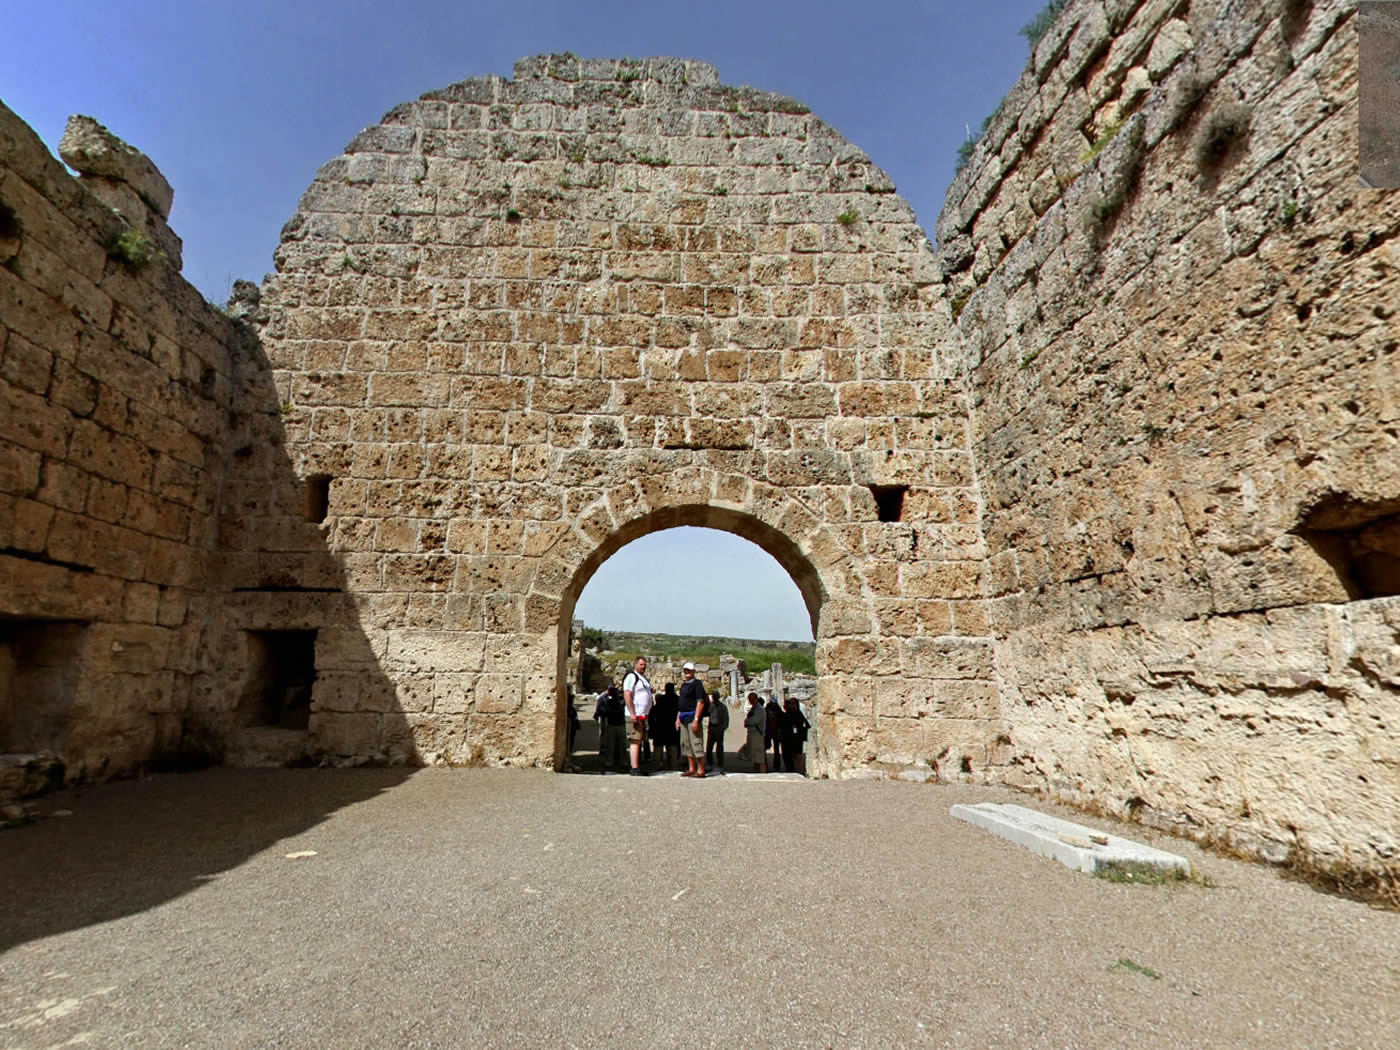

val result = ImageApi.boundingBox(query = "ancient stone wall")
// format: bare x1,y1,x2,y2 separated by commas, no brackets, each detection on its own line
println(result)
940,0,1400,871
239,55,1001,778
4,2,1396,880
0,103,243,794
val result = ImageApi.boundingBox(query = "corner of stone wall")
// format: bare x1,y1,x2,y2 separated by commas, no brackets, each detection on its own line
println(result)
0,102,250,805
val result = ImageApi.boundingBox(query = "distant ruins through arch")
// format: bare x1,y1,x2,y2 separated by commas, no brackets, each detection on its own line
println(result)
1,1,1396,882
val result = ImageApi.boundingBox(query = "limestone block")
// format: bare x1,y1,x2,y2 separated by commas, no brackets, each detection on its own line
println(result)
85,178,182,268
951,803,1190,875
58,115,173,218
1146,18,1193,81
310,712,381,756
937,680,1000,720
903,637,995,681
386,629,485,672
312,674,360,713
875,677,935,719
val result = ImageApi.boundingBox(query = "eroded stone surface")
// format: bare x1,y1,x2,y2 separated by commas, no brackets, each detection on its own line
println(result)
944,0,1400,874
58,115,174,218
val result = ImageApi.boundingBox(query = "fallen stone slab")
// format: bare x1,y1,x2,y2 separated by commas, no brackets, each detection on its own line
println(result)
950,802,1190,876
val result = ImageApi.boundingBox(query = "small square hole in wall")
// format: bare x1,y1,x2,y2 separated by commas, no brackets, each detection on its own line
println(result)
869,485,908,523
304,475,331,524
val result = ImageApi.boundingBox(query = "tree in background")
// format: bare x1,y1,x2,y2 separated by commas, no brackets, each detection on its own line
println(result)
578,625,609,650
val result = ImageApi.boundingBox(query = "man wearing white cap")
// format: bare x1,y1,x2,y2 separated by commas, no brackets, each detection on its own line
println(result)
676,661,708,778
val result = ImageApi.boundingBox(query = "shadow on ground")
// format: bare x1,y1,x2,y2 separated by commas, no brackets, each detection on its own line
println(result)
0,766,414,953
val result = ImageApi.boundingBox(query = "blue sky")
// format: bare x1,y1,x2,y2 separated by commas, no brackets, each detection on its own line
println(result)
7,0,1052,640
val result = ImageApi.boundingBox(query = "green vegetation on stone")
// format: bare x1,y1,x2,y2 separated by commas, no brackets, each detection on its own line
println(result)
105,228,161,271
954,110,997,173
1020,0,1070,50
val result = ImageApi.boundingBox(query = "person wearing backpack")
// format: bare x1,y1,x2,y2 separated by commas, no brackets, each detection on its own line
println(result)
621,656,653,777
705,686,730,774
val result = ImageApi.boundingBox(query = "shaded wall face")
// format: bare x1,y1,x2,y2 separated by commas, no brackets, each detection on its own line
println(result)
249,56,1000,777
0,103,240,787
940,1,1399,867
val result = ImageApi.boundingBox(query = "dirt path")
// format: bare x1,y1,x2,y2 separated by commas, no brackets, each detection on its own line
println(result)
1,768,1396,1048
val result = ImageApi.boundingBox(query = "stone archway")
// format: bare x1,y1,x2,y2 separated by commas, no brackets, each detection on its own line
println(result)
551,502,828,771
246,55,1006,779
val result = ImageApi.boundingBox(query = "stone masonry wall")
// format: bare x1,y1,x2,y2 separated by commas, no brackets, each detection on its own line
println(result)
239,56,1001,778
0,103,243,793
940,0,1400,871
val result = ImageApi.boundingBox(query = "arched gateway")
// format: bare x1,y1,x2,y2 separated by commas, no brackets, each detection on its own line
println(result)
241,55,1003,777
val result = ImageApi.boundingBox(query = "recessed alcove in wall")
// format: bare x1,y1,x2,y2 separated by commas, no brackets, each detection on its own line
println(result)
237,630,317,730
304,475,331,524
0,620,86,756
1295,494,1400,599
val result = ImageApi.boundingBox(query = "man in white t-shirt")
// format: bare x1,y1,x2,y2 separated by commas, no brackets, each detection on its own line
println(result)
622,656,653,777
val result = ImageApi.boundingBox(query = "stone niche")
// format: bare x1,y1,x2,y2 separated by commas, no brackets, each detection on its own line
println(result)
0,621,87,757
236,630,317,731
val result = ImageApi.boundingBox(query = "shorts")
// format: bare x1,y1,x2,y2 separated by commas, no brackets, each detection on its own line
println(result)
626,717,647,745
679,720,704,758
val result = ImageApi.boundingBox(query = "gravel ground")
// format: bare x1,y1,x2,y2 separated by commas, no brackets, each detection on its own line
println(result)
1,767,1397,1049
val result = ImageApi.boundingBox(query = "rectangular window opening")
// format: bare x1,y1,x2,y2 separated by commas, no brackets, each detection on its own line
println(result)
238,630,317,730
304,475,332,524
1,619,87,758
869,485,909,523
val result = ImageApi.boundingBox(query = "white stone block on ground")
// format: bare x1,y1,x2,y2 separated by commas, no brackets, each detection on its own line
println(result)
950,802,1190,876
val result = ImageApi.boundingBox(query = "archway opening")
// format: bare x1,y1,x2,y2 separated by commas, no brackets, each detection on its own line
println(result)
553,507,823,775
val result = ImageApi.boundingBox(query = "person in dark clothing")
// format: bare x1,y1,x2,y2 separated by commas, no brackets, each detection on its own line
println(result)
598,685,627,774
564,691,580,771
765,697,784,771
780,696,809,776
743,692,766,773
706,689,729,773
677,662,708,778
650,681,680,771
